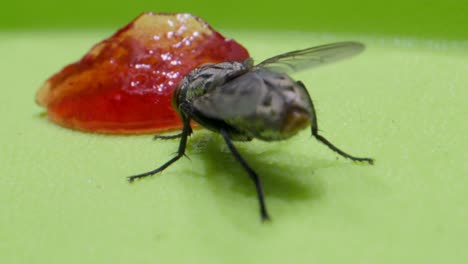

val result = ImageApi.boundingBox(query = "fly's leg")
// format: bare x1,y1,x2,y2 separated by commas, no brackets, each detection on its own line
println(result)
220,129,271,222
128,116,192,183
153,127,193,140
153,133,183,140
308,93,374,164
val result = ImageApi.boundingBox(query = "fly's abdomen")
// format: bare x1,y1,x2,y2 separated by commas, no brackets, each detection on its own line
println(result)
219,70,313,141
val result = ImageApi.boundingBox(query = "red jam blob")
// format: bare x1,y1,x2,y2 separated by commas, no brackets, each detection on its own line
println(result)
36,12,250,134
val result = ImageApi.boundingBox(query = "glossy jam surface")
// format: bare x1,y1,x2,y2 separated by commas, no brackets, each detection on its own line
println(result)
36,12,250,134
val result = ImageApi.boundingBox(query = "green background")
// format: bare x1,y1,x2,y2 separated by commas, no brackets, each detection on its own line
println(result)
2,0,468,40
2,1,468,263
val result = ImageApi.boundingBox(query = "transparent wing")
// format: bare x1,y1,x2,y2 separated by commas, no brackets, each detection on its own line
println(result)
255,41,365,74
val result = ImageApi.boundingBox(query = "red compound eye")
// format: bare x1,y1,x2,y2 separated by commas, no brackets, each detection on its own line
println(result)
36,12,249,134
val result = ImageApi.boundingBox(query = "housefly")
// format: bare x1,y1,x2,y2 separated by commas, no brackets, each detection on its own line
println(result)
128,41,374,221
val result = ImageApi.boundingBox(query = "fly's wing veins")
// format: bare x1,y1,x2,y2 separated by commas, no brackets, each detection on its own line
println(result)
255,42,365,74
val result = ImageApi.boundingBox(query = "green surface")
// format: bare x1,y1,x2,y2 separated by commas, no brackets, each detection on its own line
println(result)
3,0,468,40
1,30,467,263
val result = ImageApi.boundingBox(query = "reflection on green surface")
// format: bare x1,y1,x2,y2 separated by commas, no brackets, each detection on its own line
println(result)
1,30,467,263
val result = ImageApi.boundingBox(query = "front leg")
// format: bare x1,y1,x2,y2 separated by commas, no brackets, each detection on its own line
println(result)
153,126,193,140
128,115,192,183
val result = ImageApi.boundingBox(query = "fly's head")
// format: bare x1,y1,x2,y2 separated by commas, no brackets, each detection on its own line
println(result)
173,60,251,114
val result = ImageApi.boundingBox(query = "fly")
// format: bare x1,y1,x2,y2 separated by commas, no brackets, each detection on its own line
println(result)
128,41,374,221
